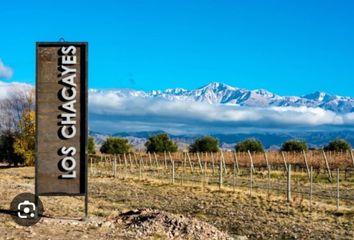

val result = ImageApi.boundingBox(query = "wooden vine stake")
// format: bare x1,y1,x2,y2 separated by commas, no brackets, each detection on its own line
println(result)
281,151,288,173
247,150,255,173
322,150,333,182
302,150,311,180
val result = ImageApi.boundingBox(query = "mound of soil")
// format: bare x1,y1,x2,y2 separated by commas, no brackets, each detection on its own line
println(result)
116,208,235,240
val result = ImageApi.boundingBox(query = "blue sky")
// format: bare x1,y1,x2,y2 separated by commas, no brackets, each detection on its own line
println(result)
1,0,354,96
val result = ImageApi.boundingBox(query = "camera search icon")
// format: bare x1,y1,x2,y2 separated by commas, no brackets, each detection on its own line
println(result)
10,192,44,226
18,200,36,219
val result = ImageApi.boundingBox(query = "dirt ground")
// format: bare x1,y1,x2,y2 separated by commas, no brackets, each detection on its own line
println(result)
0,167,353,239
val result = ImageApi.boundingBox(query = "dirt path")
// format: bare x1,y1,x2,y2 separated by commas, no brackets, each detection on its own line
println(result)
0,167,353,239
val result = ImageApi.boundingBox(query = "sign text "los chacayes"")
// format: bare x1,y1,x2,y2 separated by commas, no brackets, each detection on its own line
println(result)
58,46,78,179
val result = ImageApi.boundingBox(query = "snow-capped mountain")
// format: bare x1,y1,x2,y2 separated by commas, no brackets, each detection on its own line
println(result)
90,82,353,113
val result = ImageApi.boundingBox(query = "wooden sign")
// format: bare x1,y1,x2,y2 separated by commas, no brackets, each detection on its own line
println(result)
36,42,87,196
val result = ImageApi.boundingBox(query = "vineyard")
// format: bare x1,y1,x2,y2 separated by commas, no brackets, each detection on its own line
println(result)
92,150,354,169
89,150,354,211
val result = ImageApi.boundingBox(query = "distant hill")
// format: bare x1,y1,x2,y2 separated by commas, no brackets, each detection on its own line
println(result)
90,130,354,151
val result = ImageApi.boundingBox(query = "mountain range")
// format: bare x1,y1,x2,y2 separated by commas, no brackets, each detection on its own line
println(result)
89,82,353,149
90,82,353,113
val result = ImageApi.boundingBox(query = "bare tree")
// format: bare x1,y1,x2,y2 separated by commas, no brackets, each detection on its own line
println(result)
0,87,34,135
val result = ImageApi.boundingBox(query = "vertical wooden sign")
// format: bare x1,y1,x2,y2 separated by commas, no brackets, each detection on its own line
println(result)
35,42,87,197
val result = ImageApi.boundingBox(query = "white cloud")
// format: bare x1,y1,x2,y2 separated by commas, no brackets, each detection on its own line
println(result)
89,91,354,133
0,59,14,79
1,82,352,134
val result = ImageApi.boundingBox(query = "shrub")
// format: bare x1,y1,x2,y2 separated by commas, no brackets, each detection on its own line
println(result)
281,140,308,152
145,133,178,153
189,136,219,153
88,137,96,154
324,139,351,152
235,138,264,153
100,137,131,154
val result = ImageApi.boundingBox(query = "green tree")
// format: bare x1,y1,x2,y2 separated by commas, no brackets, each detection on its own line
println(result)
100,137,131,154
235,138,264,153
324,139,351,152
189,136,219,152
281,140,308,152
145,133,178,153
13,110,35,166
88,137,96,154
